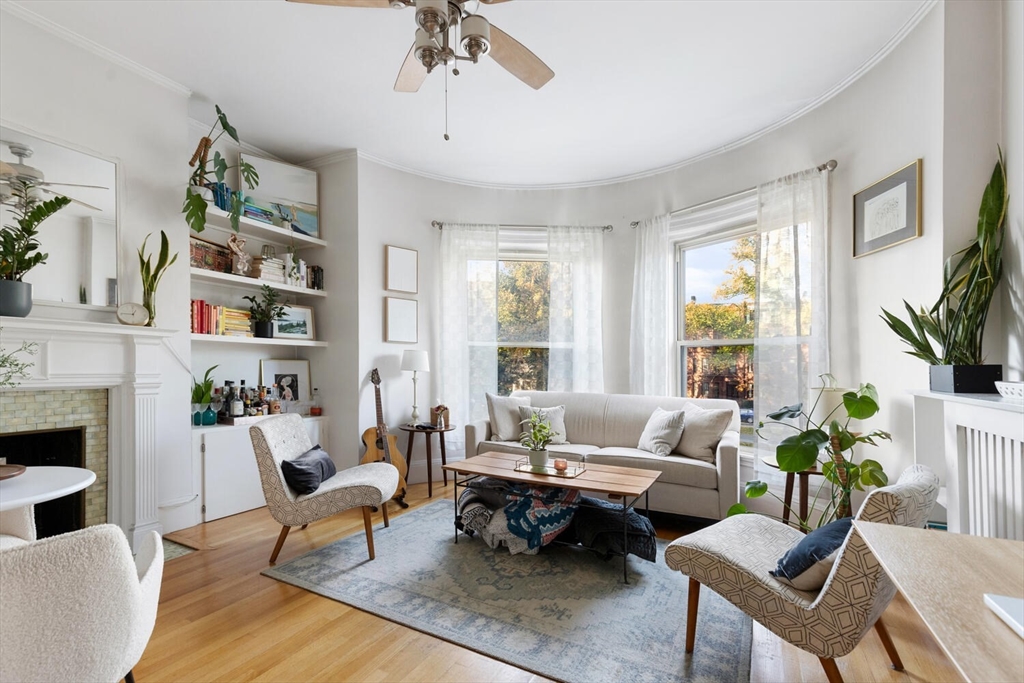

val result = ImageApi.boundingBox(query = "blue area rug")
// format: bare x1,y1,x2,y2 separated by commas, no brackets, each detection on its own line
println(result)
263,500,751,683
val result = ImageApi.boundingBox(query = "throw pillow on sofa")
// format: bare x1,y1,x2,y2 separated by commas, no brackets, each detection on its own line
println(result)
518,405,568,444
280,444,336,495
770,517,853,591
486,393,532,441
674,403,733,463
637,407,686,456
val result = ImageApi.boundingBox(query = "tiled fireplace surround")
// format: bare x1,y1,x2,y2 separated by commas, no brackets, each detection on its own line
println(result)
0,317,174,549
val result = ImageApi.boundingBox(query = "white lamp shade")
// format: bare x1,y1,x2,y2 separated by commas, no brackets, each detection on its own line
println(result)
401,350,430,373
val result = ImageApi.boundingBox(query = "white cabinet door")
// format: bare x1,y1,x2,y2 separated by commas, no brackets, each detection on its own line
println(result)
201,428,266,522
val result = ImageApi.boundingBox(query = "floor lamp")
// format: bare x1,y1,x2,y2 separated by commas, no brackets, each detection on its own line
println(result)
401,350,430,424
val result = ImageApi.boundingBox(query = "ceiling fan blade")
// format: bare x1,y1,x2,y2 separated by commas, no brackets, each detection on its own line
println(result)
40,188,102,212
488,23,554,90
394,44,428,92
479,0,515,4
286,0,394,7
0,161,15,176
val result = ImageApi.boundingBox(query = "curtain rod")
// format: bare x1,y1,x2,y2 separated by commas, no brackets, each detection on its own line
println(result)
432,220,613,232
629,159,838,228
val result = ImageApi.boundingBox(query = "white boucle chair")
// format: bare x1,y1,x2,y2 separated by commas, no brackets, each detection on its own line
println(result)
665,464,940,683
0,519,163,683
249,413,400,564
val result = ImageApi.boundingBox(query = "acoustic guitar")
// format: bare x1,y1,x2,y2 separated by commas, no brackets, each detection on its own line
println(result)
361,368,410,508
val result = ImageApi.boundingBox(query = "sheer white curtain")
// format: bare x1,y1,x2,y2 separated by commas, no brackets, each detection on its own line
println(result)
753,168,830,474
548,226,605,393
439,223,499,450
629,214,673,395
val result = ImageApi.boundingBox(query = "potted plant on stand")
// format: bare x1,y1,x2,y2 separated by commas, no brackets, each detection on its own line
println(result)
519,412,555,471
0,183,71,317
729,378,890,530
183,105,260,234
244,284,286,338
881,150,1008,393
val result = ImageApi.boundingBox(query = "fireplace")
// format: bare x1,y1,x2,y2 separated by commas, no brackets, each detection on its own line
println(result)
1,426,86,538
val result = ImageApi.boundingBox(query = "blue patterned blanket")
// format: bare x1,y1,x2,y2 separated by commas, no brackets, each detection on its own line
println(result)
504,484,581,550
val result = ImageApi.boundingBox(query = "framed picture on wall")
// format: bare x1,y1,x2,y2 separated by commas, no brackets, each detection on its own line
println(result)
273,304,315,340
384,296,417,343
385,245,418,293
259,359,311,402
853,159,922,258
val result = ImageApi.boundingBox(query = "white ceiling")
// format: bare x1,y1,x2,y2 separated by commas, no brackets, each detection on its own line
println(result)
11,0,928,187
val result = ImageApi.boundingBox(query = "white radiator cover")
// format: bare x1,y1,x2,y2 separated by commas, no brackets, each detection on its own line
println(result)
914,391,1024,540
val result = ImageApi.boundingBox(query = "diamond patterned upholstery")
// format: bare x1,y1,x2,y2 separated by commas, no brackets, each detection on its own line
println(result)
665,465,939,672
250,414,399,563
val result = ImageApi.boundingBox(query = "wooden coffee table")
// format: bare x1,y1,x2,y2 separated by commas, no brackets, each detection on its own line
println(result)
443,451,661,583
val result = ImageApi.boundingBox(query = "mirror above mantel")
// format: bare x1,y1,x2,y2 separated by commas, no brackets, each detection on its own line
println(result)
1,124,119,308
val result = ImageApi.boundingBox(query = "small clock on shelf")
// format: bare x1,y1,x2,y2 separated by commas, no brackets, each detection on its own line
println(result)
116,302,150,326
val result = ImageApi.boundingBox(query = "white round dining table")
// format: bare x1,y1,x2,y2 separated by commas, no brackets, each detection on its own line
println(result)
0,466,96,512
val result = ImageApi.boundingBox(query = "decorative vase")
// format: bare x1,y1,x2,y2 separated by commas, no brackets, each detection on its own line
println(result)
528,449,549,470
0,280,33,317
202,407,217,425
192,402,210,426
142,289,156,327
254,321,274,338
929,365,1003,394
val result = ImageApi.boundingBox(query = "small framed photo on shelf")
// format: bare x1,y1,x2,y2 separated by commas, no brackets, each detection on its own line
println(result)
274,304,316,340
260,359,311,402
385,245,418,293
853,159,922,258
384,296,417,343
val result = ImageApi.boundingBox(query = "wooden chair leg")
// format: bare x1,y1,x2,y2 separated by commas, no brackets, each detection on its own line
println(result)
381,500,390,528
362,506,375,560
819,657,843,683
874,617,904,671
685,578,700,653
125,670,136,683
269,525,290,564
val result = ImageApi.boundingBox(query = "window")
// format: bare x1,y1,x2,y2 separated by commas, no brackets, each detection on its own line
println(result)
496,260,554,394
677,233,756,447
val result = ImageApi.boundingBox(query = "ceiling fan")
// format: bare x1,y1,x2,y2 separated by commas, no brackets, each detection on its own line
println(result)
288,0,554,92
0,142,107,212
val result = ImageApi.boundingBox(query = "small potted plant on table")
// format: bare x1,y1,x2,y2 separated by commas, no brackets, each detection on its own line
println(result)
244,284,286,338
520,412,555,470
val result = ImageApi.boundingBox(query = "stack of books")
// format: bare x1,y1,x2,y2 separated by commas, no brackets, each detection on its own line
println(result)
242,203,275,225
191,300,253,337
253,257,286,284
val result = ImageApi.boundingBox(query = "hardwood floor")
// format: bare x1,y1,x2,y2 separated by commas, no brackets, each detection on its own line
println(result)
144,482,963,683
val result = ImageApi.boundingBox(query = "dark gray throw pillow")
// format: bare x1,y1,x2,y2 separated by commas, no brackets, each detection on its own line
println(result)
281,444,336,495
770,517,853,591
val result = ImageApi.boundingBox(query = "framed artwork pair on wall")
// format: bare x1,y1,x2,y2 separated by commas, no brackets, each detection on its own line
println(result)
384,245,418,343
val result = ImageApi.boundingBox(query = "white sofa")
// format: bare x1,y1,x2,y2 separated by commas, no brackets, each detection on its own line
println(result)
464,390,741,520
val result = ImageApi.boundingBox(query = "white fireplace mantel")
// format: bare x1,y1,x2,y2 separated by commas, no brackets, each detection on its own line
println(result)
1,316,177,549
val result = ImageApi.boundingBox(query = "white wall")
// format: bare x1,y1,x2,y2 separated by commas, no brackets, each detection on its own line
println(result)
0,11,194,530
1003,0,1024,381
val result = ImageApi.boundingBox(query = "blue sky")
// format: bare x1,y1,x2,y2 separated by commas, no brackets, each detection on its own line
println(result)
684,239,748,304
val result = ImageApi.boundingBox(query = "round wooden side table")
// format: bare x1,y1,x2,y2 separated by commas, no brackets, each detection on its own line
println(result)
759,456,823,530
398,424,455,498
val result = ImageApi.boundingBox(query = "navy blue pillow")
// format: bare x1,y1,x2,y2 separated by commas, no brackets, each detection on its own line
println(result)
770,517,853,591
280,444,336,495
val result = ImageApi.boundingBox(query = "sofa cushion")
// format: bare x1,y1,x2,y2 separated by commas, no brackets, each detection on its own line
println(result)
675,403,733,463
511,391,608,446
487,393,531,441
637,407,686,456
480,440,590,461
586,447,718,490
771,517,853,591
518,405,568,444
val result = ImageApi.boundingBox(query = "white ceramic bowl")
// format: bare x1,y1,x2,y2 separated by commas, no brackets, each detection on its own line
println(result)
995,381,1024,402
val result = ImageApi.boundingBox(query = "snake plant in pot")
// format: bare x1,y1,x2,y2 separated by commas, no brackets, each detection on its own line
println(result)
0,181,72,317
138,231,178,327
880,150,1008,393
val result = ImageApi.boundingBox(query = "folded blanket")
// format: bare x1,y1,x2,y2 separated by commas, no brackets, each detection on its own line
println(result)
568,496,658,562
504,484,581,550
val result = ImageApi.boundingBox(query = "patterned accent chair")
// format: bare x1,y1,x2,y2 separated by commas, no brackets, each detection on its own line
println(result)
665,464,940,683
249,414,400,564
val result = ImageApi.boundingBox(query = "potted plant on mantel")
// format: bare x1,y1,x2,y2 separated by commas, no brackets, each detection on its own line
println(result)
881,150,1008,393
0,182,71,317
730,378,890,530
244,284,286,338
183,105,260,234
519,412,555,470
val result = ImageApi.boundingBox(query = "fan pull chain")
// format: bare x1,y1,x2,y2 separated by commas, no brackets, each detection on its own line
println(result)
443,67,450,141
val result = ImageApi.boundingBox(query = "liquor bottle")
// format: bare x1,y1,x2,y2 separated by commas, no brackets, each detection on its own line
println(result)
230,382,244,418
241,380,251,415
219,381,234,421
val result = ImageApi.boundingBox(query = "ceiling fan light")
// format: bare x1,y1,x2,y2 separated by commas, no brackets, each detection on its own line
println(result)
414,28,440,72
460,14,490,58
414,0,448,35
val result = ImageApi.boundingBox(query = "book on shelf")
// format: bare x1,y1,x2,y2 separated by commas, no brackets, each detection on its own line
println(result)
191,300,253,337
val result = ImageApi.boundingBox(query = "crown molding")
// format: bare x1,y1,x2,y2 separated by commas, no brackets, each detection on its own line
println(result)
302,149,359,169
309,0,939,192
1,1,192,98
